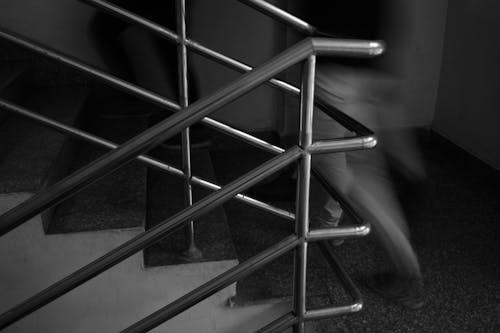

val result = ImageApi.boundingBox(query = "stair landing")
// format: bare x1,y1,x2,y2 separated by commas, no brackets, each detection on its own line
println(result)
0,193,299,333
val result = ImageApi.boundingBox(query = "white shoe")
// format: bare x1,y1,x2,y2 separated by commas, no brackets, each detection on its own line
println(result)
311,214,344,246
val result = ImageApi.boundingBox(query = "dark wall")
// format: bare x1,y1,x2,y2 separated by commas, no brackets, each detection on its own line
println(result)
434,0,500,170
280,0,448,141
0,0,104,68
1,0,286,132
189,0,286,132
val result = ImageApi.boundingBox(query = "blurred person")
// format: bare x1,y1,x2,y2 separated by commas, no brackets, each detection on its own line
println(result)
89,1,178,98
88,0,210,147
303,0,427,309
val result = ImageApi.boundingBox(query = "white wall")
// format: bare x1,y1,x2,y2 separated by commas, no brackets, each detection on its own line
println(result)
433,0,500,170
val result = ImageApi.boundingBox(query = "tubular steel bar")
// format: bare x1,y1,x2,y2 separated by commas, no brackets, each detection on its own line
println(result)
311,167,364,226
176,0,200,259
81,0,299,93
0,29,180,112
293,55,316,333
0,148,302,330
0,36,382,237
307,136,377,155
304,242,364,321
307,224,371,242
315,98,374,137
0,98,295,222
0,28,284,155
237,0,316,35
0,37,317,237
255,312,298,333
82,0,383,136
122,235,300,333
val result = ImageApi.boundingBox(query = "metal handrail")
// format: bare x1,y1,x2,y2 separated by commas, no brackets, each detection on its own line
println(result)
0,147,301,330
80,0,377,136
0,28,285,155
237,0,317,35
0,1,384,331
0,98,295,221
0,36,382,237
122,235,301,333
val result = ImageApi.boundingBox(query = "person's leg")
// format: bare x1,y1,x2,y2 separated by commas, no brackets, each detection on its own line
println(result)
347,147,420,279
310,107,349,229
314,64,423,307
310,64,375,231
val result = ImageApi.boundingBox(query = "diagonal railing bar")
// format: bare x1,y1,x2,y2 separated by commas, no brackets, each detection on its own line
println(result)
255,312,298,333
254,245,366,332
311,167,364,225
122,235,300,333
0,27,285,155
0,37,316,237
0,36,382,237
305,241,364,320
81,0,379,136
254,241,367,332
0,98,295,221
0,4,384,329
0,147,302,330
0,29,180,112
81,0,299,95
237,0,317,35
306,166,372,243
314,97,375,137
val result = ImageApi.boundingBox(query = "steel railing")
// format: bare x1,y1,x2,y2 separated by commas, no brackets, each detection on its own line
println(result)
0,1,383,332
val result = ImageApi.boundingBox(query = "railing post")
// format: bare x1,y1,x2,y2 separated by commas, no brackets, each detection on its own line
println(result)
293,54,316,332
176,0,201,260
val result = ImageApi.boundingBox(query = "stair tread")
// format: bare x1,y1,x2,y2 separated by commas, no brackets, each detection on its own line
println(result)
47,93,150,233
210,147,342,305
144,148,238,266
0,87,88,193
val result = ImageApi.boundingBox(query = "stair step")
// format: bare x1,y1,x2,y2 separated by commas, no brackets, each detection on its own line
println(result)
210,146,343,305
144,147,238,267
48,90,150,233
0,86,88,194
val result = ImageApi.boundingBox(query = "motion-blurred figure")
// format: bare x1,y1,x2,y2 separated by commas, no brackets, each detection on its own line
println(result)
89,1,209,147
304,0,426,308
89,1,179,98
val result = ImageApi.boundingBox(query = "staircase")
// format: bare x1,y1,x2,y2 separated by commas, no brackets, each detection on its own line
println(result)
0,40,343,333
0,1,383,331
0,42,298,332
0,40,295,332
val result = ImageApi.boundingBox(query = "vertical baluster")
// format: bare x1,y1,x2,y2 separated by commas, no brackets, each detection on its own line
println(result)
177,0,201,259
293,55,316,332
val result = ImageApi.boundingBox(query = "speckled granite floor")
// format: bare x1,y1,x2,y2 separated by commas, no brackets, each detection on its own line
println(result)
211,131,500,331
48,89,150,233
210,144,346,305
312,132,500,332
144,147,238,266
